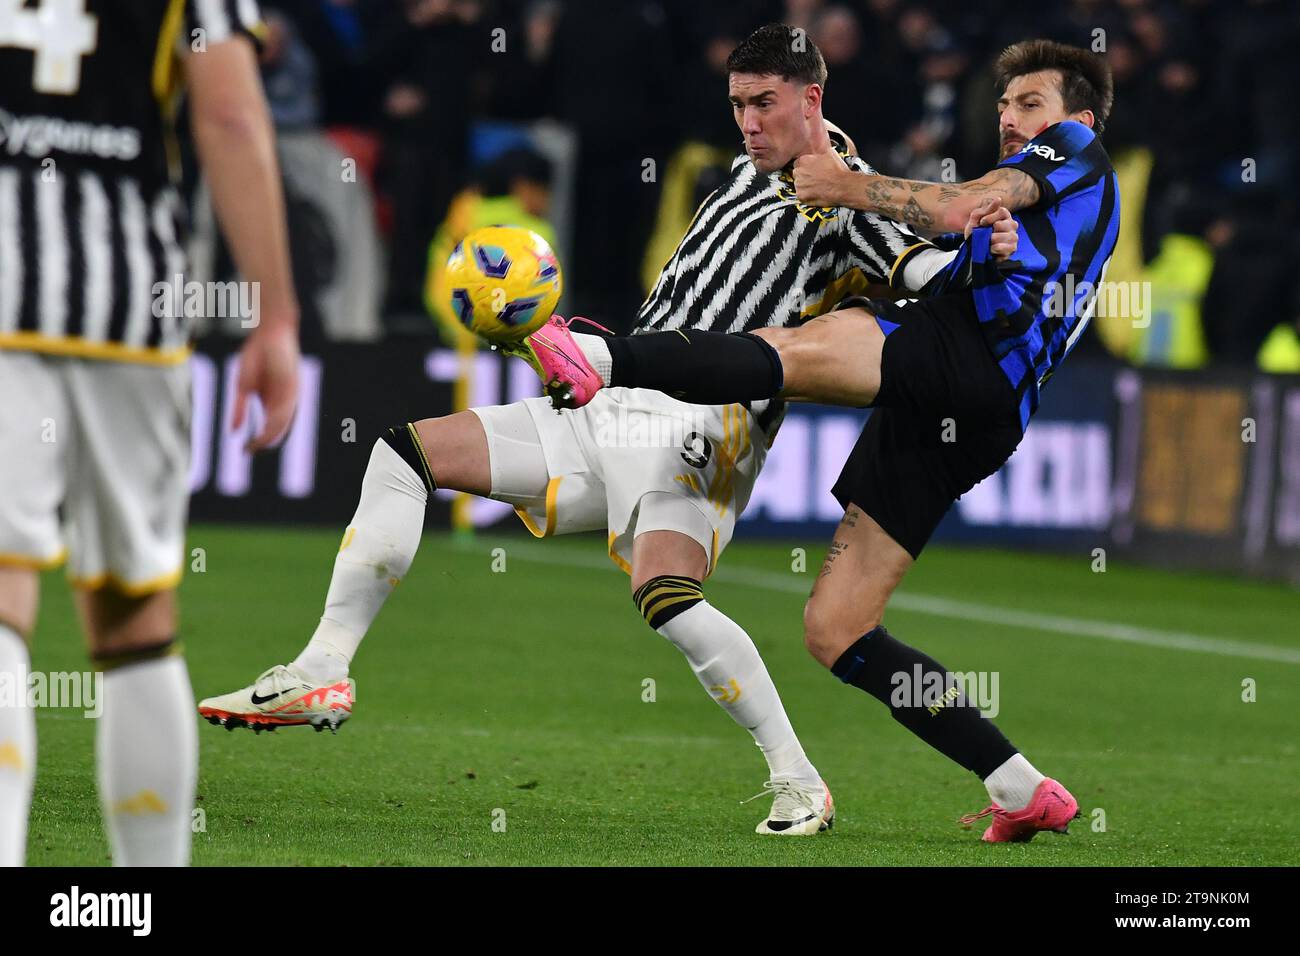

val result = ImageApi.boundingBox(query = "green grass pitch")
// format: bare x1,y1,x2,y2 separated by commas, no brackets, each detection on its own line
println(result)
24,525,1300,866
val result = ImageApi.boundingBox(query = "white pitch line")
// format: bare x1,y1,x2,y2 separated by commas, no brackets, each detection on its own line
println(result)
477,538,1300,666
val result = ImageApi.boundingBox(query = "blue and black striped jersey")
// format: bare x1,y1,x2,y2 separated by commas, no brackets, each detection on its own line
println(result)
943,120,1121,429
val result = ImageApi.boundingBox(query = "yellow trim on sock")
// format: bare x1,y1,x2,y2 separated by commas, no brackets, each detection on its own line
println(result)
404,423,437,493
637,585,701,616
644,592,704,622
111,789,169,815
0,740,25,771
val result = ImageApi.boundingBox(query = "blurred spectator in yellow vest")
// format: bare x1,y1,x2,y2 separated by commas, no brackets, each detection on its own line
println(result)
1131,232,1212,368
425,148,557,347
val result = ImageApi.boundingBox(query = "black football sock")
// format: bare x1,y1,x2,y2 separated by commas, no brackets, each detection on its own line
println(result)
831,626,1018,779
606,330,783,403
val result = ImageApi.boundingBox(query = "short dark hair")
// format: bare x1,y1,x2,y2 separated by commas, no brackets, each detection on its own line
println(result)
995,39,1113,132
726,23,827,88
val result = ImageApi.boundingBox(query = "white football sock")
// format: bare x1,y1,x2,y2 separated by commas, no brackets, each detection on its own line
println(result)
657,602,820,787
984,752,1046,811
571,332,613,385
293,439,427,683
97,654,197,866
291,620,358,685
0,625,35,867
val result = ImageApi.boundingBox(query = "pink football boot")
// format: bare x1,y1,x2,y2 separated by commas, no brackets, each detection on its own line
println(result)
500,314,611,409
959,778,1080,843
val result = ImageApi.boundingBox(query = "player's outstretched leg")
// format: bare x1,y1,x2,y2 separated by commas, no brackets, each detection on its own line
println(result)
631,529,833,835
199,423,435,731
0,588,37,867
511,307,887,409
197,427,426,732
198,409,539,732
804,506,1077,843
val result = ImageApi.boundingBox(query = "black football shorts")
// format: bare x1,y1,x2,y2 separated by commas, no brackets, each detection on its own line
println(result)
830,292,1024,559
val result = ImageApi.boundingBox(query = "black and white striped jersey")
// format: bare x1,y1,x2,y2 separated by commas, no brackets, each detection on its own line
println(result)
0,0,263,364
635,149,949,335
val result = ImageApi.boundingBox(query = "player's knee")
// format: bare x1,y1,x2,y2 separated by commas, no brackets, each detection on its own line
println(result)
751,325,796,351
396,412,494,496
753,321,840,398
632,574,703,632
83,586,177,659
802,596,880,669
380,422,437,495
801,597,835,664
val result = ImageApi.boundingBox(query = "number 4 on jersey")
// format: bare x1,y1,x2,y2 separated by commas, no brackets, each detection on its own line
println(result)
0,0,99,95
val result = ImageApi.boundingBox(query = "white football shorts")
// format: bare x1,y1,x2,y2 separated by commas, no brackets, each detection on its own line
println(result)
0,350,190,594
471,387,771,576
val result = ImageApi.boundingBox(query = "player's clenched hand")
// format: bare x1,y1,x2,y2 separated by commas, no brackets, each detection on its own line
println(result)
233,320,300,452
793,146,851,208
965,196,1019,260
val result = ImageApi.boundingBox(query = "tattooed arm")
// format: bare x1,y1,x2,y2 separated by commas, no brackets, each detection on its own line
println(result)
852,169,1040,235
793,146,1040,237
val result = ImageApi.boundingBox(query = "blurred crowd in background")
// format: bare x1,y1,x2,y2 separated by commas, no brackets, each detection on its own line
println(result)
237,0,1300,370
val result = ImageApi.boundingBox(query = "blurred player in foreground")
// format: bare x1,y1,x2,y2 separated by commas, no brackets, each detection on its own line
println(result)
0,0,298,865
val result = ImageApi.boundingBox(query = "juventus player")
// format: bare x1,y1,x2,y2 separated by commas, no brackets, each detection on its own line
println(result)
539,40,1119,842
0,0,299,865
199,25,1017,835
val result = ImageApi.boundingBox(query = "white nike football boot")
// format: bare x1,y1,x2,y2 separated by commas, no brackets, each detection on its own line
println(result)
746,778,836,835
198,664,355,734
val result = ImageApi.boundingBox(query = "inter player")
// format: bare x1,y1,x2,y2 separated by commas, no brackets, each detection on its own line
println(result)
527,39,1117,842
0,1,299,865
198,25,1018,835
